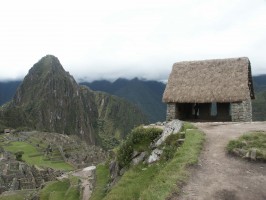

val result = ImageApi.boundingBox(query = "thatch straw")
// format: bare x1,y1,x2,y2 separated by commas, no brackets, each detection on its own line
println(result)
163,57,255,103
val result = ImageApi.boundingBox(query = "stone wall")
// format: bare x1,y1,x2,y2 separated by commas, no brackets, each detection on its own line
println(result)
231,99,252,122
166,103,177,121
0,159,62,194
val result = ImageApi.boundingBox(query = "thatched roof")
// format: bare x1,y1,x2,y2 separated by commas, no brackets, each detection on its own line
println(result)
163,57,255,103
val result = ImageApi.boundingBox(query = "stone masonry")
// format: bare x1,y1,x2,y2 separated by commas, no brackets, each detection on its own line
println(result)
166,103,177,121
231,99,252,122
166,99,253,122
0,159,62,194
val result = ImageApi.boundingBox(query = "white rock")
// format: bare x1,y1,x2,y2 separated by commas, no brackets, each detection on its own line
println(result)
83,166,96,171
132,152,147,165
155,120,183,147
250,149,257,160
147,149,163,163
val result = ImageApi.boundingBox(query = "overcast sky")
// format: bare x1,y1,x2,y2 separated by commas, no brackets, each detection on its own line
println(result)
0,0,266,82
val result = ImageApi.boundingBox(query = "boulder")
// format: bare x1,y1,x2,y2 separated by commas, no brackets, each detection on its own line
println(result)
250,149,257,160
132,152,147,165
119,167,126,176
109,160,119,180
155,120,183,147
147,149,163,164
131,151,140,159
177,139,185,145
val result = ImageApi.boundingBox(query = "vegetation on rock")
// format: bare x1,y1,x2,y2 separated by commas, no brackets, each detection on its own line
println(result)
94,92,148,149
227,131,266,161
90,123,205,200
117,126,162,168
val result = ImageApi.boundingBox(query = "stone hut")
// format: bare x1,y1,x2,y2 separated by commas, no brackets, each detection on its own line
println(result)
163,57,255,122
4,129,10,134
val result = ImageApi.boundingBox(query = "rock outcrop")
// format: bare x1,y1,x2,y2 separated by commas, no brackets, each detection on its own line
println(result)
155,120,183,146
108,120,185,186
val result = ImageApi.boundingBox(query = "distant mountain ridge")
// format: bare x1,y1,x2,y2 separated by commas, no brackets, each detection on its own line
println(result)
253,74,266,92
0,81,21,106
252,74,266,121
0,55,147,147
1,72,266,122
80,78,166,123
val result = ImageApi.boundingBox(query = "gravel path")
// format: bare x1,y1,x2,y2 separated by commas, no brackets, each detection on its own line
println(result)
170,122,266,200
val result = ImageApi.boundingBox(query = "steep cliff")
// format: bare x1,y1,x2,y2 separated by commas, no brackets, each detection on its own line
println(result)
94,92,148,148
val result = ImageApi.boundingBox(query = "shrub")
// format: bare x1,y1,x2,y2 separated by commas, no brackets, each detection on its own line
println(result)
129,126,162,145
117,140,134,168
117,126,162,168
161,134,181,161
15,151,24,161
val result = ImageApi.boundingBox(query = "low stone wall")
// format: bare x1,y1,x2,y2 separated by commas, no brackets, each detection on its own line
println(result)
231,99,252,122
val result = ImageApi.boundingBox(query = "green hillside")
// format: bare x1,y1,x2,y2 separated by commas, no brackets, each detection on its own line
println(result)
91,123,205,200
81,78,166,123
252,74,266,120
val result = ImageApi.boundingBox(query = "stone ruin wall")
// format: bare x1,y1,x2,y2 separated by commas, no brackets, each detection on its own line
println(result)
0,159,62,194
166,98,253,122
231,99,252,122
166,103,177,121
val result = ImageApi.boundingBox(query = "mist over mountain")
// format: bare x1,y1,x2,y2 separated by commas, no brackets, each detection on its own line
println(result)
0,55,147,146
1,71,266,122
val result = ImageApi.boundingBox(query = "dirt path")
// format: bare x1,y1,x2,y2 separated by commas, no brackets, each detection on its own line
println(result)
170,122,266,200
72,166,96,200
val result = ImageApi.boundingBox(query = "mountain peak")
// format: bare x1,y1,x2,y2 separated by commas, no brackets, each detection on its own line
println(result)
28,55,65,78
13,55,78,107
9,55,97,143
39,55,60,65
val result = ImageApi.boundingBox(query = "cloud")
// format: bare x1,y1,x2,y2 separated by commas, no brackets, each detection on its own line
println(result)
0,0,265,81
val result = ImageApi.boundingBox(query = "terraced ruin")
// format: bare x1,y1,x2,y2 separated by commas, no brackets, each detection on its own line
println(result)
0,131,106,198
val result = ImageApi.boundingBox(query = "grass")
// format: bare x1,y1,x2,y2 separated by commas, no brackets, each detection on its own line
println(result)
104,164,160,200
39,177,80,200
140,129,205,200
90,164,110,200
227,131,266,161
102,125,205,200
0,177,80,200
3,141,73,170
0,190,37,200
